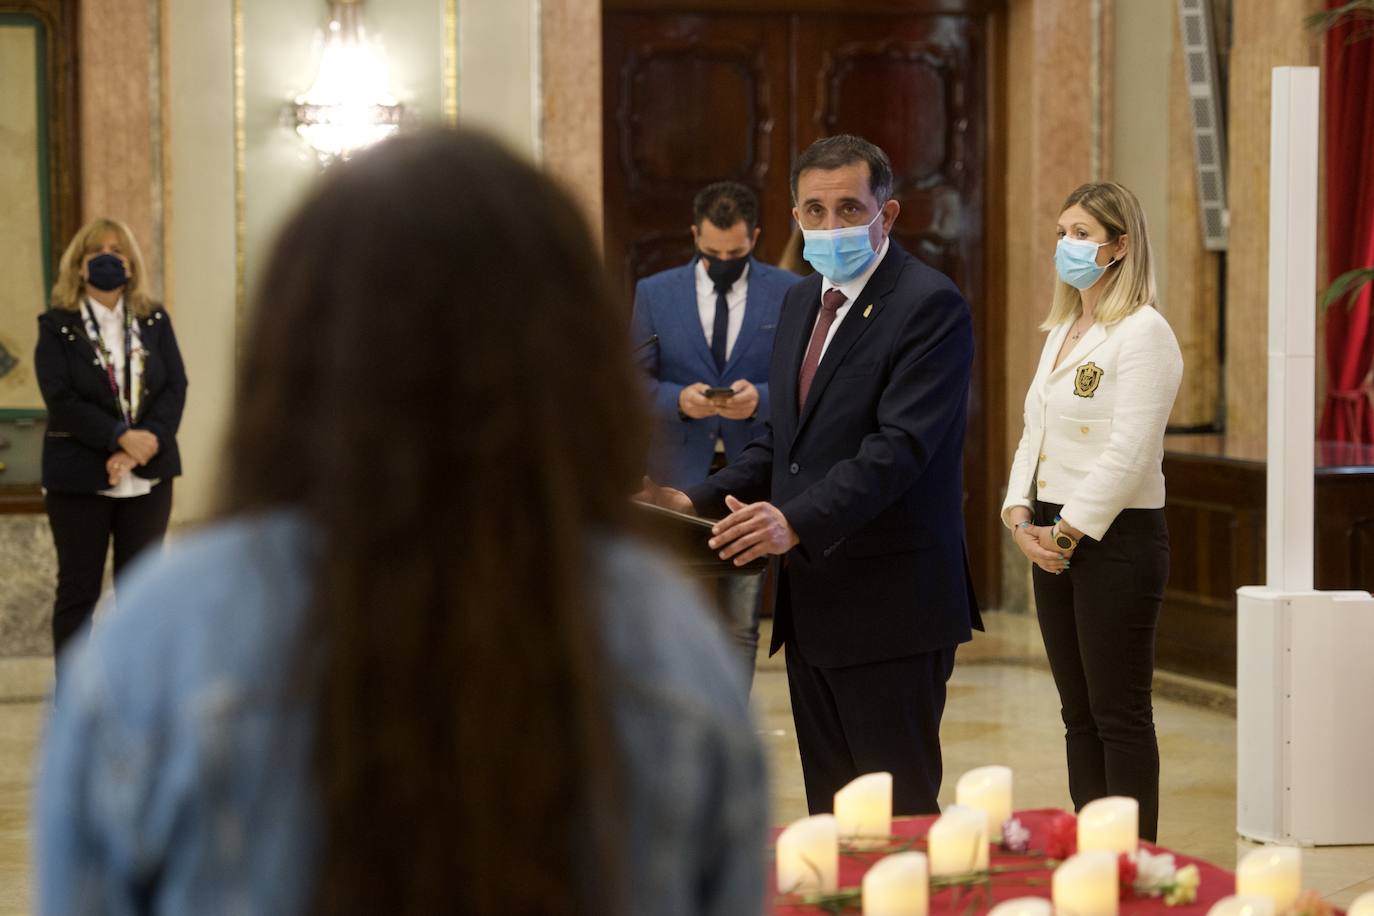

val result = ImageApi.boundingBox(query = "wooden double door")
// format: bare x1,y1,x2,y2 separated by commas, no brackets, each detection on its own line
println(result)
603,0,1003,607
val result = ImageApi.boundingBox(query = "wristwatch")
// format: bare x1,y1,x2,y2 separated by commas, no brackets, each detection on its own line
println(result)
1052,524,1078,551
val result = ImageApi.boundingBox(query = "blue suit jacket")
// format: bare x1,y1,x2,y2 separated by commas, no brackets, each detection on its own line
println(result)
684,241,982,668
630,258,799,490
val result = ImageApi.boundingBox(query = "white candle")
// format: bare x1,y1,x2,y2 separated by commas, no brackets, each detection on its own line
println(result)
987,897,1053,916
836,772,893,848
777,814,839,895
1206,896,1277,916
1052,850,1120,916
926,805,990,876
1235,847,1302,913
1077,796,1139,855
1347,891,1374,916
862,851,928,916
955,766,1013,841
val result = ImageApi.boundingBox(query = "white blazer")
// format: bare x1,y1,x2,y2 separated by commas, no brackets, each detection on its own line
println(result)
1001,305,1183,540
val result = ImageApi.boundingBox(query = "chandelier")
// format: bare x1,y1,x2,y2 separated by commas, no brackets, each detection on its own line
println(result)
287,0,404,162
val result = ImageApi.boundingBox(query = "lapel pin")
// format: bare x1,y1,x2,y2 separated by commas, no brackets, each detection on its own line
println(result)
862,304,873,319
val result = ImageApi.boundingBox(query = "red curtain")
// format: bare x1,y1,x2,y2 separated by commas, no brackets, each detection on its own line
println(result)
1318,4,1374,445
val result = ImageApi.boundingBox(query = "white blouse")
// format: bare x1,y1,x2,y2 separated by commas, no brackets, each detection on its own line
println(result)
84,297,155,499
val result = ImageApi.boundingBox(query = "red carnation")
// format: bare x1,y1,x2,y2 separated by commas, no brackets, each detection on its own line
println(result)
1118,851,1138,894
1046,812,1077,859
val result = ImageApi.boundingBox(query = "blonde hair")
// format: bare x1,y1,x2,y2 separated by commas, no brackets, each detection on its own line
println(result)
50,217,155,316
1041,182,1157,330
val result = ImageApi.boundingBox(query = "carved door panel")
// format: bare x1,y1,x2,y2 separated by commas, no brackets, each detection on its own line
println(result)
602,15,792,295
792,17,983,314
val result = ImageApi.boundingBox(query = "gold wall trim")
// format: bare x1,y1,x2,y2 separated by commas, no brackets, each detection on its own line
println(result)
232,0,245,340
444,0,458,126
158,0,172,307
1089,0,1104,181
147,0,165,302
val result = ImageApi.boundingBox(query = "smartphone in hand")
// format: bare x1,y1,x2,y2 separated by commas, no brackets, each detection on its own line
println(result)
704,386,736,399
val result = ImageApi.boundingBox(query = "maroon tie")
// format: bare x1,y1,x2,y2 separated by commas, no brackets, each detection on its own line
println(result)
797,288,847,410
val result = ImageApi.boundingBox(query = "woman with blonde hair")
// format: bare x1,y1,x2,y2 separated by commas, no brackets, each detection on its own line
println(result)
1001,182,1182,841
35,217,186,667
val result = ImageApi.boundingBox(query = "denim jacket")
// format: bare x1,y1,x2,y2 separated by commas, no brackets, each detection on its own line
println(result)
37,513,768,914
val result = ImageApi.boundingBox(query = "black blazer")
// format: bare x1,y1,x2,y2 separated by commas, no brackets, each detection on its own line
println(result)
685,240,982,667
35,305,187,493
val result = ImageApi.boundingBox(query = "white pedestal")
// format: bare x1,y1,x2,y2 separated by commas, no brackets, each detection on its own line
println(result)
1236,586,1374,844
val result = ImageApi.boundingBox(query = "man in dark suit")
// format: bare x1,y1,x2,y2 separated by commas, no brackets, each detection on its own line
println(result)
651,136,981,814
630,182,798,686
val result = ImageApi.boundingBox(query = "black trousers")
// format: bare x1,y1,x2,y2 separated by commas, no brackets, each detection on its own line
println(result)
45,481,174,663
1031,500,1167,841
785,641,957,816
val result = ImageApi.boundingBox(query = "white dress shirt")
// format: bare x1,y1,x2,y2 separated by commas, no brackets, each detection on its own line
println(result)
85,296,154,499
1001,305,1183,540
695,259,750,361
815,237,890,360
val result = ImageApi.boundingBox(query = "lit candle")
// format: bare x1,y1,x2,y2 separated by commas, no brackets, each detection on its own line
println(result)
987,897,1053,916
1235,847,1301,913
955,766,1013,841
1206,896,1277,916
926,805,990,876
862,851,929,916
776,814,839,895
1347,891,1374,916
1052,850,1120,916
835,772,893,849
1077,796,1139,855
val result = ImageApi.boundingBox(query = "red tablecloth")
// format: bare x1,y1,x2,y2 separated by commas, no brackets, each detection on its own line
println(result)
769,808,1238,915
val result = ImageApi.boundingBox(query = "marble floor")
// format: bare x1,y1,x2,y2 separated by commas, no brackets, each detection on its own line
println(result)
0,611,1371,913
755,611,1374,909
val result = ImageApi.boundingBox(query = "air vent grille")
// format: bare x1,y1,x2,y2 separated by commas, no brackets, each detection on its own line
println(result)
1178,0,1229,250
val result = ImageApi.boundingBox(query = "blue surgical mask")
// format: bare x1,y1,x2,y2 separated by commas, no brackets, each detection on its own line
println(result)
1054,237,1116,290
802,210,883,284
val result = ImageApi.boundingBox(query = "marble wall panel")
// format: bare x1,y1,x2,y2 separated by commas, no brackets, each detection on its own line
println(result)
0,516,55,657
541,0,602,237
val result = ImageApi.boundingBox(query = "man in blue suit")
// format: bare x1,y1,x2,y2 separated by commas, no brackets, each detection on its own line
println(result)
631,181,798,686
651,137,981,815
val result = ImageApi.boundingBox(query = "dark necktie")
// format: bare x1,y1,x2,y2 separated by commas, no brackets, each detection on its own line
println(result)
797,288,847,409
710,282,731,371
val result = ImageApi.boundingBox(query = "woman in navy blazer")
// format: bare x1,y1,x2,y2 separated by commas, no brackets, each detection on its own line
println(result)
35,217,187,665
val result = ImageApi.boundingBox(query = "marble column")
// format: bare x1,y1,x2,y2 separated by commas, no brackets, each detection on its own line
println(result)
999,0,1109,612
80,0,165,300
